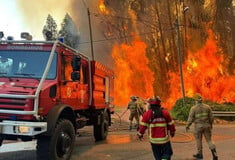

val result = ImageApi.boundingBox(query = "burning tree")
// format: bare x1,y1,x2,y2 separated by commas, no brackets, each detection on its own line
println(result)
97,0,235,108
17,0,235,108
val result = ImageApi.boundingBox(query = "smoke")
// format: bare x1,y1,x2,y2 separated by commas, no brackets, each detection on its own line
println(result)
69,0,114,66
17,0,71,40
17,0,113,67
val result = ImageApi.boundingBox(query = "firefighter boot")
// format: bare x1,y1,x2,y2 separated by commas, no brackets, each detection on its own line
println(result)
193,153,203,159
211,149,218,160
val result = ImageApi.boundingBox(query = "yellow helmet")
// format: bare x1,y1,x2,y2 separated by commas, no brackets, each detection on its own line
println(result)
193,93,203,101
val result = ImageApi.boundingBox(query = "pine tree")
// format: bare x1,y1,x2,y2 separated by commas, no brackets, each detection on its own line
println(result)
42,14,58,41
59,13,80,49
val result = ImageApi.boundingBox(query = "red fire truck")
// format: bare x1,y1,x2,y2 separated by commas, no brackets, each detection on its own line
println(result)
0,38,114,160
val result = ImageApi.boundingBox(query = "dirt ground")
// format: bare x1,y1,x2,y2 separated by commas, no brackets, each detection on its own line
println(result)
0,107,235,160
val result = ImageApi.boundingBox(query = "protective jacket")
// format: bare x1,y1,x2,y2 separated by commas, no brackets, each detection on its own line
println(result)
127,101,138,114
186,103,213,128
138,108,175,144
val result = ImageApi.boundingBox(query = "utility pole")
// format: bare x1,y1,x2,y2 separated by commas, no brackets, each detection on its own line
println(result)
82,0,95,61
175,18,186,106
87,8,94,60
174,5,188,107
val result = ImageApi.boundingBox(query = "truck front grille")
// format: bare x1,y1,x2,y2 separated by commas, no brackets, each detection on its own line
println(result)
0,91,31,110
0,97,26,106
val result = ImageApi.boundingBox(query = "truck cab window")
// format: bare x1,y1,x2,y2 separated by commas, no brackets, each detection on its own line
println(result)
0,56,13,73
0,51,57,79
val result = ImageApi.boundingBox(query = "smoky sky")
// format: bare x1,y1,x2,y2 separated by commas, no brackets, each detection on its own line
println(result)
17,0,114,68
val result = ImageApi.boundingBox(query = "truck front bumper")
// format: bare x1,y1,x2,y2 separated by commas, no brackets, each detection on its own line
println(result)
0,120,47,136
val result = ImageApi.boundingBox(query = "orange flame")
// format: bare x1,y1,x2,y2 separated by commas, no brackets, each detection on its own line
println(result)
98,0,110,14
112,37,154,106
166,29,235,107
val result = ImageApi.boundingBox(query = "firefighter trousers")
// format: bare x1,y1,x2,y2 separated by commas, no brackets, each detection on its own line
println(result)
151,141,173,160
129,112,140,128
194,124,216,154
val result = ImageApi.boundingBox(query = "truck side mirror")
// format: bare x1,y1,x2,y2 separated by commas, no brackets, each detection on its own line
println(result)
71,56,81,71
71,71,80,81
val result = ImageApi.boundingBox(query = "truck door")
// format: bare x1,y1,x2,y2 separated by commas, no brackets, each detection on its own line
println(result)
60,54,88,109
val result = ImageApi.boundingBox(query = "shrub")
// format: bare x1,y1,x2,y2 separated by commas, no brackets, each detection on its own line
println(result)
171,97,235,121
171,97,194,121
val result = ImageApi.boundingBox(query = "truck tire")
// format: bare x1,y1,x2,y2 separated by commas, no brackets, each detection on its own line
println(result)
94,111,109,141
36,119,75,160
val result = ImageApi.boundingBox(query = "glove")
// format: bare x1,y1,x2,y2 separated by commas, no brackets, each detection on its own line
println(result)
186,126,190,132
170,132,175,138
137,132,143,141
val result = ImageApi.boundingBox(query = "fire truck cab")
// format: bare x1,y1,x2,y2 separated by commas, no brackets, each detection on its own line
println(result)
0,39,114,160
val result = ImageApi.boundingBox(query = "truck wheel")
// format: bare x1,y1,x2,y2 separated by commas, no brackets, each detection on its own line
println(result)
94,111,109,141
36,119,75,160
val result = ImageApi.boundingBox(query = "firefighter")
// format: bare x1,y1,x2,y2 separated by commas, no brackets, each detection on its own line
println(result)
127,95,140,131
186,94,218,160
137,96,176,160
135,96,146,130
135,96,146,117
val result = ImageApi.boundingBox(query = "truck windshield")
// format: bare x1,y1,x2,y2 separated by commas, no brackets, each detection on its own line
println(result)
0,50,57,79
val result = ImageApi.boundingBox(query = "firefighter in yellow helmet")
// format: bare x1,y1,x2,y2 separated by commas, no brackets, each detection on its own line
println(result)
186,94,218,160
127,95,140,131
135,96,146,117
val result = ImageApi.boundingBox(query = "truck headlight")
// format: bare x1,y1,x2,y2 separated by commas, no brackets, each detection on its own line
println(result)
18,126,30,133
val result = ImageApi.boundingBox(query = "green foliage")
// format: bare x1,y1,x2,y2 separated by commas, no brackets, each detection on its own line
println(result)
42,14,58,41
207,101,235,121
41,13,80,49
171,97,195,121
58,13,80,49
171,97,235,121
206,101,235,111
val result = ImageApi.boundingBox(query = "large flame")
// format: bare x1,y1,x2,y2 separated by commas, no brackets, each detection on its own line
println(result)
166,29,235,107
15,0,234,108
112,37,154,106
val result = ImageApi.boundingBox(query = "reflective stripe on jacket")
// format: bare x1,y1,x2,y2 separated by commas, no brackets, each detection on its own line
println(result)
186,103,213,127
138,108,175,144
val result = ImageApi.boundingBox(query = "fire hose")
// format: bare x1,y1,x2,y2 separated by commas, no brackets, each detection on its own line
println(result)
114,109,128,126
113,110,194,143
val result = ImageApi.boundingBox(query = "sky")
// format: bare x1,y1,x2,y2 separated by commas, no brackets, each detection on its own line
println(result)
0,0,26,40
1,0,235,41
0,0,70,40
